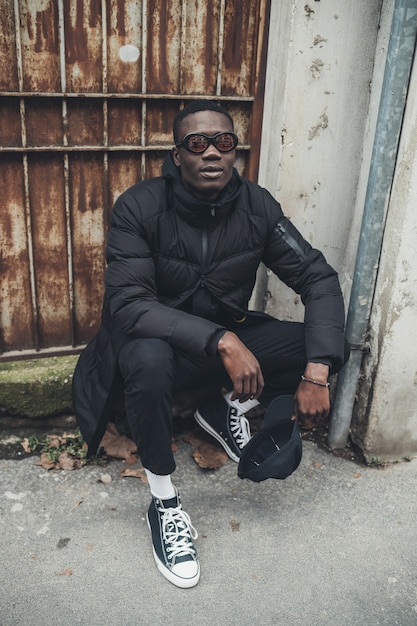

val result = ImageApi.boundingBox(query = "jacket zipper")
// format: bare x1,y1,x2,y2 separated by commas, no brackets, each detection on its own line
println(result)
200,228,208,286
201,205,217,284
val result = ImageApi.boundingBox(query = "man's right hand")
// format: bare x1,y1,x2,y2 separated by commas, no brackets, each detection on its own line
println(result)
217,331,264,402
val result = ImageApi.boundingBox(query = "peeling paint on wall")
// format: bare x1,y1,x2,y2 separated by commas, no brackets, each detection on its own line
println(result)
308,109,328,140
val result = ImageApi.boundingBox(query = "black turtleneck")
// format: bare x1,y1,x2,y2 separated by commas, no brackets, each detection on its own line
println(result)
162,153,242,227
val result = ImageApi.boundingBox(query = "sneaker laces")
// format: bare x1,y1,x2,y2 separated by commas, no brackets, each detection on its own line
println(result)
159,505,198,561
229,409,251,449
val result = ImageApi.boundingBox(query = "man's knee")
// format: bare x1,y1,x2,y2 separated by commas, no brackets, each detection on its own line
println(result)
119,338,175,384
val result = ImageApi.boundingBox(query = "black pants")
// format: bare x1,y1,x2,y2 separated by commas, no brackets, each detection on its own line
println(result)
118,318,343,475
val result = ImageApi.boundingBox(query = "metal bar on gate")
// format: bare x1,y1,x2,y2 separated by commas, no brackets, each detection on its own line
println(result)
179,0,187,95
101,0,110,250
140,0,148,180
58,0,76,348
246,0,271,182
0,92,255,101
0,145,252,152
0,345,86,363
102,0,109,143
216,0,226,96
13,0,40,351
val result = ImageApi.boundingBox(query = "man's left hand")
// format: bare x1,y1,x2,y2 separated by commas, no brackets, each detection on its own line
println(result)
292,363,330,427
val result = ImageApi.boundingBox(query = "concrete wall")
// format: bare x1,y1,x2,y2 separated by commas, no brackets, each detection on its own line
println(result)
351,45,417,461
257,0,386,320
258,0,417,459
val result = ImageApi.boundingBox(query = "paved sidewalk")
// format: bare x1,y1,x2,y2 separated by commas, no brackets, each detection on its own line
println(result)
1,439,416,626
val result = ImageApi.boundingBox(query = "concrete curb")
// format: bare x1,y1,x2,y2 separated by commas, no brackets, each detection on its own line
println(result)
0,355,78,418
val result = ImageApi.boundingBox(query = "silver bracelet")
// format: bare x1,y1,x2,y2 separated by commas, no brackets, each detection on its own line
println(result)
301,375,330,388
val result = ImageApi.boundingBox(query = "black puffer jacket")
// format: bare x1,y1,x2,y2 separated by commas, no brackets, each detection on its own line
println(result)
73,155,345,454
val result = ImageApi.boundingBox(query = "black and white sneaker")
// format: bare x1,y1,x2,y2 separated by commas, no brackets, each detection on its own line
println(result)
146,489,200,589
195,393,253,462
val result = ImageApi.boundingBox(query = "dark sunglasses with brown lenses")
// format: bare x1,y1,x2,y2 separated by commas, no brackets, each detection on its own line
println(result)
175,131,238,154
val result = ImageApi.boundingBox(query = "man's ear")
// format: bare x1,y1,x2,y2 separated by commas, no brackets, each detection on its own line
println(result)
172,146,180,166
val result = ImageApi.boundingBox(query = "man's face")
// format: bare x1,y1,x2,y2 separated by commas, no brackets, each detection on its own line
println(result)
172,110,236,202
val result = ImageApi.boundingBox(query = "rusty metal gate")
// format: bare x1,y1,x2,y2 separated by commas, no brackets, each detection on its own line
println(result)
0,0,271,360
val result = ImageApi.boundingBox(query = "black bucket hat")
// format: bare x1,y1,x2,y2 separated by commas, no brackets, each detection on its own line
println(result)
238,395,302,482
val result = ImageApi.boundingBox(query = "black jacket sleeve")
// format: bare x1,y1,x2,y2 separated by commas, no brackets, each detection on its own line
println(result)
261,191,346,370
104,187,225,357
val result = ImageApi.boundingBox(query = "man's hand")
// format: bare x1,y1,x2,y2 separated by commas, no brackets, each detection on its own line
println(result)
293,362,330,427
217,331,264,402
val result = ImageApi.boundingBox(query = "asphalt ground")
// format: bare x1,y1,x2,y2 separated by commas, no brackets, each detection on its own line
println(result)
1,438,416,626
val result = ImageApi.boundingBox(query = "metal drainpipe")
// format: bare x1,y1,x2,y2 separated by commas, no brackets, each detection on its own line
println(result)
328,0,417,449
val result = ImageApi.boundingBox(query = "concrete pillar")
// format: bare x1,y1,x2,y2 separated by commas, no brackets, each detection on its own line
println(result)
351,50,417,462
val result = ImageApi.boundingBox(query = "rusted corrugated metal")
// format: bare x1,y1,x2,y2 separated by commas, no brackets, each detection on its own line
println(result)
0,0,270,360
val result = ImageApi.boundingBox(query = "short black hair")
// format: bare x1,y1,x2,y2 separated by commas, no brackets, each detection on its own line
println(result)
173,100,234,143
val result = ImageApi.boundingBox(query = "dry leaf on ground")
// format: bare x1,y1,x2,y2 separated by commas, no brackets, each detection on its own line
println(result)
192,443,228,469
183,429,209,447
120,467,148,484
99,423,138,462
57,451,78,470
25,431,88,471
35,452,56,471
35,450,84,471
47,436,62,449
183,428,228,470
21,438,31,453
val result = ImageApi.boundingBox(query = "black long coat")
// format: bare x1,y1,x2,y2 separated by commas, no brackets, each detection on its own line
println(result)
73,156,345,455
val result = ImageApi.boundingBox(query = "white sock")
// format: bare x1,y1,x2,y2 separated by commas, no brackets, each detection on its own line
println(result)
144,469,176,500
223,390,260,415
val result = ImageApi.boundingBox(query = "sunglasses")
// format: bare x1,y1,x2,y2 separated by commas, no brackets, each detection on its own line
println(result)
175,131,238,154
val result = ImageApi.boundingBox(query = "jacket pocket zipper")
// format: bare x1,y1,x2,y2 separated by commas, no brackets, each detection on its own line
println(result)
275,221,306,262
